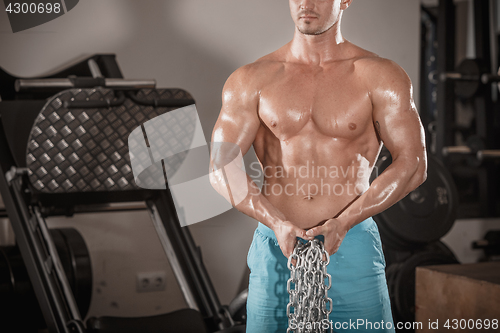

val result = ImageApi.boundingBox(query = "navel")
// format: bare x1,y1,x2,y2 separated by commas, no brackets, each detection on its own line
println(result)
348,123,357,130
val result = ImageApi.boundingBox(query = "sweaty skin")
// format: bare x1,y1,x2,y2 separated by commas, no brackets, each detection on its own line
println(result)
210,0,427,259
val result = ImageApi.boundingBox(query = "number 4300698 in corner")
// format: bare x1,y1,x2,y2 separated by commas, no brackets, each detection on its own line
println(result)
443,319,498,330
6,2,61,14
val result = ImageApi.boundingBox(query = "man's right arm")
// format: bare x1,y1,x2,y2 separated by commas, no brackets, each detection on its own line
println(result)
209,65,310,258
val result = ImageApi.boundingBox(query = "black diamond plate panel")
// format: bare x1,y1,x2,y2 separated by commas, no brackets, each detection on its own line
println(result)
26,88,195,193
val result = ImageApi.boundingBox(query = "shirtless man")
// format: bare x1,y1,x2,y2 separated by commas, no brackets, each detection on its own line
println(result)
210,0,427,331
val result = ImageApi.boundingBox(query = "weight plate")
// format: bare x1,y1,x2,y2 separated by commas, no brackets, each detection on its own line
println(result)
62,228,92,318
455,59,480,99
0,246,47,330
465,135,485,167
373,153,458,249
497,66,500,94
376,215,421,251
382,245,412,267
50,228,92,318
419,241,457,260
228,289,248,324
383,240,457,270
0,247,14,293
0,228,92,328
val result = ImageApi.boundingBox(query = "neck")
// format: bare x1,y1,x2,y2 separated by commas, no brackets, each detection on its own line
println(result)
288,17,346,65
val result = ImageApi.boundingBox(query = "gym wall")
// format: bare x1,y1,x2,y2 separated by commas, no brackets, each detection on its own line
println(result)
0,0,420,319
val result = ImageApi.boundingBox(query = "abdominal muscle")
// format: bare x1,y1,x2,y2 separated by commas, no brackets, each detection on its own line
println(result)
255,136,378,230
263,172,365,229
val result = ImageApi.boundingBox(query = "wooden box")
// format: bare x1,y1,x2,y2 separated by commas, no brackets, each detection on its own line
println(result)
415,262,500,332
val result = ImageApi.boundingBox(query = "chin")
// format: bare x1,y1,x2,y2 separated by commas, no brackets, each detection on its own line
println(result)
298,26,327,36
297,21,335,36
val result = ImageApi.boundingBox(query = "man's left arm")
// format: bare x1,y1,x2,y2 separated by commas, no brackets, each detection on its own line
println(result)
306,59,427,254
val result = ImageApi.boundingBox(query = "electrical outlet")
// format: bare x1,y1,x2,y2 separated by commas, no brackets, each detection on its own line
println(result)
136,271,166,293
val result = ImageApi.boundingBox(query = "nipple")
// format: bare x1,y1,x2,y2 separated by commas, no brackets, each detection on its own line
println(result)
348,123,357,130
271,121,277,128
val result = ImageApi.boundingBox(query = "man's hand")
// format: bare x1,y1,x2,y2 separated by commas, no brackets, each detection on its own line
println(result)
305,217,351,255
273,220,311,258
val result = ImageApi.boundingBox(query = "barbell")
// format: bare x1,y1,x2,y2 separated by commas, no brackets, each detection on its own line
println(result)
429,58,500,98
442,135,500,167
15,59,156,92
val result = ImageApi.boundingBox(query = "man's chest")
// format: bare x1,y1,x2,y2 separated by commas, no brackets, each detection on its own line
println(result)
257,66,374,141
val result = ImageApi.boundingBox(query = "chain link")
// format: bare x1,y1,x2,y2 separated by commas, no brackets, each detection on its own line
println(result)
286,239,332,333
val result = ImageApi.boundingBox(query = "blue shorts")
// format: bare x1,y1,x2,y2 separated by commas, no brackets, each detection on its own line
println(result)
246,217,395,333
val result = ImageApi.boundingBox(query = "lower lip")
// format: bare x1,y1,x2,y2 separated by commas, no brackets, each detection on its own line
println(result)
300,17,317,20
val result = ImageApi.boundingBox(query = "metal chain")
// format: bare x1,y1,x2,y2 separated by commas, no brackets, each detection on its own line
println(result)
286,239,332,333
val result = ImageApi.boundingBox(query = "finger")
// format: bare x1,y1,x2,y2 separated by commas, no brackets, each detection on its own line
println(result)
306,226,323,238
281,247,291,258
281,243,296,258
322,236,334,256
294,228,310,239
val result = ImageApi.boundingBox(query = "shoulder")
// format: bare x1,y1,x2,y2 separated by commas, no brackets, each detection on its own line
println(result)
353,54,412,93
227,51,284,84
352,55,415,115
223,52,284,101
333,42,410,85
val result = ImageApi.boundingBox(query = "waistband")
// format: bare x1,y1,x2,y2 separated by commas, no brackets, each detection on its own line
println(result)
256,217,375,242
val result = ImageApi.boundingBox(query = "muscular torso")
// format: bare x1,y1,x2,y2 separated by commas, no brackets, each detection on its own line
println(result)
252,51,382,229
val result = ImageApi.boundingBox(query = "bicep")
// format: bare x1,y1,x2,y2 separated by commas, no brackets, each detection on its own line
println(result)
371,64,425,161
212,105,260,157
211,68,261,161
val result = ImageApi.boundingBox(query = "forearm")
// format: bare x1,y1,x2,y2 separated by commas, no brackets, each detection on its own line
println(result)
209,168,286,230
242,179,288,229
341,154,427,228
